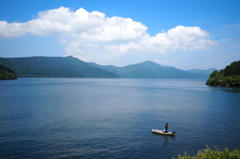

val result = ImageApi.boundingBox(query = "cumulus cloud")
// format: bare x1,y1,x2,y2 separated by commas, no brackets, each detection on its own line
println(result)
0,7,217,63
139,26,217,53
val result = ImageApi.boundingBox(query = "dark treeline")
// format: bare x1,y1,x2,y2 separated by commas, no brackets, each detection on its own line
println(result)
206,60,240,87
0,64,17,80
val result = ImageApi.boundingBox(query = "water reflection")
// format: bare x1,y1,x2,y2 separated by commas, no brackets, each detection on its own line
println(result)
207,86,240,93
152,133,175,146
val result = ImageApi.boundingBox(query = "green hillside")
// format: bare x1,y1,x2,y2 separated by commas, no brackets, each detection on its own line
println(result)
0,64,17,80
206,60,240,86
0,56,119,78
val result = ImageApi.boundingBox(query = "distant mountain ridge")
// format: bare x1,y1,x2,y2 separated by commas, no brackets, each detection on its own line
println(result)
186,68,218,79
89,61,211,79
0,56,215,79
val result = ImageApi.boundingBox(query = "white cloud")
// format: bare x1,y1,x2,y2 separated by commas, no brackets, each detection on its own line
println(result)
138,26,218,53
0,21,26,38
60,39,67,43
0,7,218,64
153,59,169,65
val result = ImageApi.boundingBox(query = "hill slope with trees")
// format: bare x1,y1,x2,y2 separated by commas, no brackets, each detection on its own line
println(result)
206,60,240,87
0,64,17,80
0,56,119,78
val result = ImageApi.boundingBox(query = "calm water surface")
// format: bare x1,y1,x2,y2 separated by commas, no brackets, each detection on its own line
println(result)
1,78,240,158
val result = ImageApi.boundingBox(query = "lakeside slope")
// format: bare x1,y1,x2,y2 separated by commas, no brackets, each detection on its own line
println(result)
206,60,240,87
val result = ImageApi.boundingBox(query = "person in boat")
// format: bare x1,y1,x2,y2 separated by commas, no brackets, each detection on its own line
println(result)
165,122,168,132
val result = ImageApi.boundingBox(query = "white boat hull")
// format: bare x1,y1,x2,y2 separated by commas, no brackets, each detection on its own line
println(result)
152,129,176,136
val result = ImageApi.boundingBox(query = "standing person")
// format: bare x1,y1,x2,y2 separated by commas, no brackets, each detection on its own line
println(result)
165,122,168,132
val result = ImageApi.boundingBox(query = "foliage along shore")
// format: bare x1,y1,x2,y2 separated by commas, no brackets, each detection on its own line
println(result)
0,64,17,80
206,60,240,87
174,146,240,159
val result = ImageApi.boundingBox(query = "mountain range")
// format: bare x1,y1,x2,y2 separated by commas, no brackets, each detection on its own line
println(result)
89,61,214,79
0,56,216,79
0,56,118,78
186,68,218,79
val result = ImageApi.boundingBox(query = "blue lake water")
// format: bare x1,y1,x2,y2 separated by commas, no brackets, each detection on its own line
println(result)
0,78,240,158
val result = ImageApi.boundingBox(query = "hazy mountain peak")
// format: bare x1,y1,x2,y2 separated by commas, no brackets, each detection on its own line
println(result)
124,61,162,69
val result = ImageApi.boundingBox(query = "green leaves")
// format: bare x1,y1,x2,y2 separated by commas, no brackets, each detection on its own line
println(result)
206,60,240,87
0,64,17,80
175,146,240,159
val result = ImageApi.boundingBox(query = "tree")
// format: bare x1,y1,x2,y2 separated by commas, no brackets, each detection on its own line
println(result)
175,146,240,159
206,60,240,87
209,70,219,78
0,64,17,80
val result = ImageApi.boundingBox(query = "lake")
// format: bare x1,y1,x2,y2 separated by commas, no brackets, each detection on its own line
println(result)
0,78,240,158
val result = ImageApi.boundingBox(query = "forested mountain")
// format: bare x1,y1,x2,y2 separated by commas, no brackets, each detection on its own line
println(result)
89,61,203,79
0,56,119,78
206,60,240,86
0,64,17,80
0,56,217,79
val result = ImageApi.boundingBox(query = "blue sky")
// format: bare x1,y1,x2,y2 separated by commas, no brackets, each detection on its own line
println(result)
0,0,240,70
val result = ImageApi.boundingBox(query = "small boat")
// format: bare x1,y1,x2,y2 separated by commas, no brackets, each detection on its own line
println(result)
152,129,176,136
